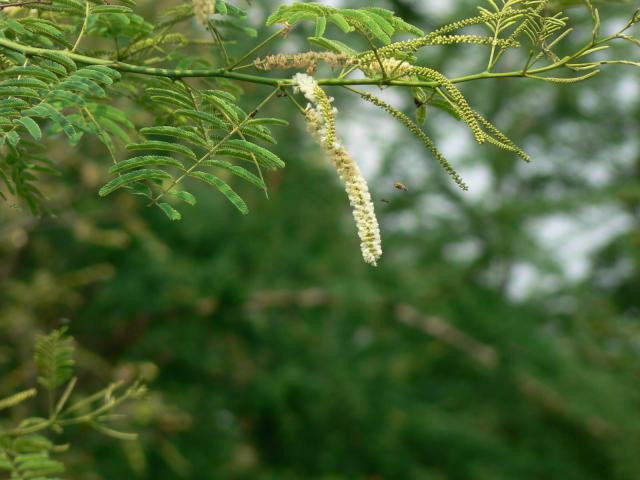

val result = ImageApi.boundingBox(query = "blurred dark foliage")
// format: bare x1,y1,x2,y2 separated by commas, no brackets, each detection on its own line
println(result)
1,1,639,479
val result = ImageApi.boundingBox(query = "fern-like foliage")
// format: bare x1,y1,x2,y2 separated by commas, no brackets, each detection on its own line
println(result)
267,3,424,45
0,434,64,480
0,0,637,261
0,328,146,480
0,0,129,213
98,76,287,218
0,0,290,219
35,327,75,391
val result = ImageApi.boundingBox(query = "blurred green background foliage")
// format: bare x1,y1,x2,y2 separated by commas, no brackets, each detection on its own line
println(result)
1,0,640,478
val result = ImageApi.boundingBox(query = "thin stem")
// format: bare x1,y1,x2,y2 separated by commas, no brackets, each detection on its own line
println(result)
365,36,388,79
283,87,307,115
486,23,502,72
0,0,50,8
208,20,230,66
229,63,255,71
83,107,118,165
227,28,286,71
181,80,209,142
71,1,90,53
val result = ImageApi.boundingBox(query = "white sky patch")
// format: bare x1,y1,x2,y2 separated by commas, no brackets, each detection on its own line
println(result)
529,207,633,280
412,0,457,20
444,238,484,263
616,74,640,111
340,89,404,178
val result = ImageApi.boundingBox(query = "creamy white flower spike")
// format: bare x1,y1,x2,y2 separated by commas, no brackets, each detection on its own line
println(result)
292,72,318,102
192,0,216,25
293,73,382,266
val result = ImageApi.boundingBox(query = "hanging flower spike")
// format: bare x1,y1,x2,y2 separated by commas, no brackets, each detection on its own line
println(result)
293,73,382,266
193,0,216,26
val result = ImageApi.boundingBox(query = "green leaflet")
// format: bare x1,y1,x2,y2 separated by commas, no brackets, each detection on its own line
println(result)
88,104,134,130
315,16,327,37
308,37,358,55
174,109,230,131
0,87,40,99
158,202,182,221
329,13,353,33
126,141,197,160
2,98,30,110
151,95,194,110
224,139,285,169
4,19,28,35
140,126,208,148
22,103,76,140
216,0,248,18
52,0,85,14
15,117,42,141
265,3,421,44
171,190,197,206
48,89,86,107
74,68,114,86
203,89,237,103
6,131,20,147
146,87,193,103
146,88,193,108
0,77,50,90
12,455,64,478
59,77,107,98
83,65,121,81
109,155,185,174
216,0,228,15
341,9,391,44
0,66,59,83
201,92,240,122
247,118,290,127
213,19,257,37
200,159,266,190
99,169,172,197
37,51,77,73
100,117,131,143
34,328,75,391
20,18,72,48
189,171,249,214
35,59,68,77
91,5,134,15
241,125,277,144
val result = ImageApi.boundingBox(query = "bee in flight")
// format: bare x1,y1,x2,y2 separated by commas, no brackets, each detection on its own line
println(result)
394,181,408,192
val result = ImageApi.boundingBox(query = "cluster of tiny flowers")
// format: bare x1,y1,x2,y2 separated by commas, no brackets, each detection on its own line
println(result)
293,73,382,266
192,0,215,25
359,57,412,79
254,52,355,74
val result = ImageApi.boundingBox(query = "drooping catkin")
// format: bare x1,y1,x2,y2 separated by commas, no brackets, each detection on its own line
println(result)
408,66,485,144
474,112,531,162
192,0,215,25
254,52,355,73
357,90,469,191
355,60,484,145
293,73,382,266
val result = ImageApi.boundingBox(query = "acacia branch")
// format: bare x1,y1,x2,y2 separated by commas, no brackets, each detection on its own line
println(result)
0,25,632,89
0,0,50,9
